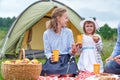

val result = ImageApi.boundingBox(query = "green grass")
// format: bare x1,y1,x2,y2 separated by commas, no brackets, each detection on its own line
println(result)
0,38,116,79
0,28,7,49
0,29,7,41
0,58,6,80
101,39,116,64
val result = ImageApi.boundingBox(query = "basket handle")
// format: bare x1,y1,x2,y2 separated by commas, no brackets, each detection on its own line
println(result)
19,48,26,60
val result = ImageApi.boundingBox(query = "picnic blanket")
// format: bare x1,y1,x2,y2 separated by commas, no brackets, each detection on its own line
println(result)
37,71,94,80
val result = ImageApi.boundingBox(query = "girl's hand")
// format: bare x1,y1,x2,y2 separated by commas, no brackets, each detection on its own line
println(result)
93,35,100,43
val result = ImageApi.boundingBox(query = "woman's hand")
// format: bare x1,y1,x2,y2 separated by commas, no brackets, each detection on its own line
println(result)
50,55,54,62
106,55,120,64
105,56,113,62
93,35,100,43
76,43,82,48
71,43,82,55
113,55,120,64
71,43,78,55
115,59,120,65
50,55,60,63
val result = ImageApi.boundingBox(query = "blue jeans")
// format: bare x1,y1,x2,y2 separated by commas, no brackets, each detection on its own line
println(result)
104,60,120,74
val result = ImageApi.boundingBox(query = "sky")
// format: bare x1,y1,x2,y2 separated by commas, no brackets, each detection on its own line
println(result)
0,0,120,28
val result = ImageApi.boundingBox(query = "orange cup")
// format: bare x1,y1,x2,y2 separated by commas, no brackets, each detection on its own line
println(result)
52,50,59,62
77,34,83,44
94,64,100,74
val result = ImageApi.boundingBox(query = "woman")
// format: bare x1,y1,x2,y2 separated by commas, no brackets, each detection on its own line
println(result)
41,7,78,77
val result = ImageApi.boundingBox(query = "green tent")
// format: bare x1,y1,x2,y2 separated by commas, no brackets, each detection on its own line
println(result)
0,0,83,58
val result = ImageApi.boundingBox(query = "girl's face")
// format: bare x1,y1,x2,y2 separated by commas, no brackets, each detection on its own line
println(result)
84,22,95,35
57,12,68,27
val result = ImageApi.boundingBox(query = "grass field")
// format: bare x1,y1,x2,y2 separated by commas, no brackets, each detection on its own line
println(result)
0,27,116,79
102,39,116,64
0,39,116,79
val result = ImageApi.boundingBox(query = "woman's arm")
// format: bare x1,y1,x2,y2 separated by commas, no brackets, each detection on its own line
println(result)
43,31,52,59
67,29,74,54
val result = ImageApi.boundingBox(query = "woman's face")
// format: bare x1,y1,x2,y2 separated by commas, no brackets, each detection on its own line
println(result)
57,12,68,27
84,22,95,35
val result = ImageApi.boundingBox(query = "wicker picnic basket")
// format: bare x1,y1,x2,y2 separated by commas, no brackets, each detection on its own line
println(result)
1,49,42,80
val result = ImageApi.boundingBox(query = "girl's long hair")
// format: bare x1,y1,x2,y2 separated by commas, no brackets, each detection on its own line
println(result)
47,8,67,33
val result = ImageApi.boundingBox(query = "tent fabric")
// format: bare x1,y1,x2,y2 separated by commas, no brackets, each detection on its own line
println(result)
0,0,83,57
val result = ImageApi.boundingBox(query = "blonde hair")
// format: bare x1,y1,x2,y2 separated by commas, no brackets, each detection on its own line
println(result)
47,7,67,33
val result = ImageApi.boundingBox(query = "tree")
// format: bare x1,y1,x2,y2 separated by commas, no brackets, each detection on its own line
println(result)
0,17,16,28
97,24,117,40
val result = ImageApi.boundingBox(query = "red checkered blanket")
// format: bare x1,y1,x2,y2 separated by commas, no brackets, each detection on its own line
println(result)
38,71,95,80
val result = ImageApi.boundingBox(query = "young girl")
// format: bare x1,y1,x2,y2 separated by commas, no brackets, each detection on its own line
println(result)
41,7,78,76
77,18,103,72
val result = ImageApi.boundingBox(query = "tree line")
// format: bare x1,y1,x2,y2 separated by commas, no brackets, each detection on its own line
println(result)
0,17,16,29
97,24,117,40
0,17,117,40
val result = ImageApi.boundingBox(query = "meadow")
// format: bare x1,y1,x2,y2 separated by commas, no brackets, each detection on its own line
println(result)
0,30,116,79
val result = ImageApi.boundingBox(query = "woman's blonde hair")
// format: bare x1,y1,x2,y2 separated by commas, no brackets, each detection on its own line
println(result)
47,7,67,33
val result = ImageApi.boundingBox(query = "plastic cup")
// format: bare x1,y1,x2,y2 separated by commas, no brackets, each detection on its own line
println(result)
77,34,83,44
52,50,59,62
94,64,100,74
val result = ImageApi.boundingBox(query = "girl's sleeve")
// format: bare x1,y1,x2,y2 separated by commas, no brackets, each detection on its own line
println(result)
43,31,52,59
95,34,103,53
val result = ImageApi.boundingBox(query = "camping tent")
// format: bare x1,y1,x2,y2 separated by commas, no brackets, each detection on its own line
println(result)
0,0,83,58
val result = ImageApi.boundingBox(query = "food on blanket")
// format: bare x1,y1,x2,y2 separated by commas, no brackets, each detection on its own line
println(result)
77,34,83,44
94,64,100,74
96,73,113,77
31,59,39,64
4,60,11,64
99,76,116,80
52,50,59,62
96,73,116,80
